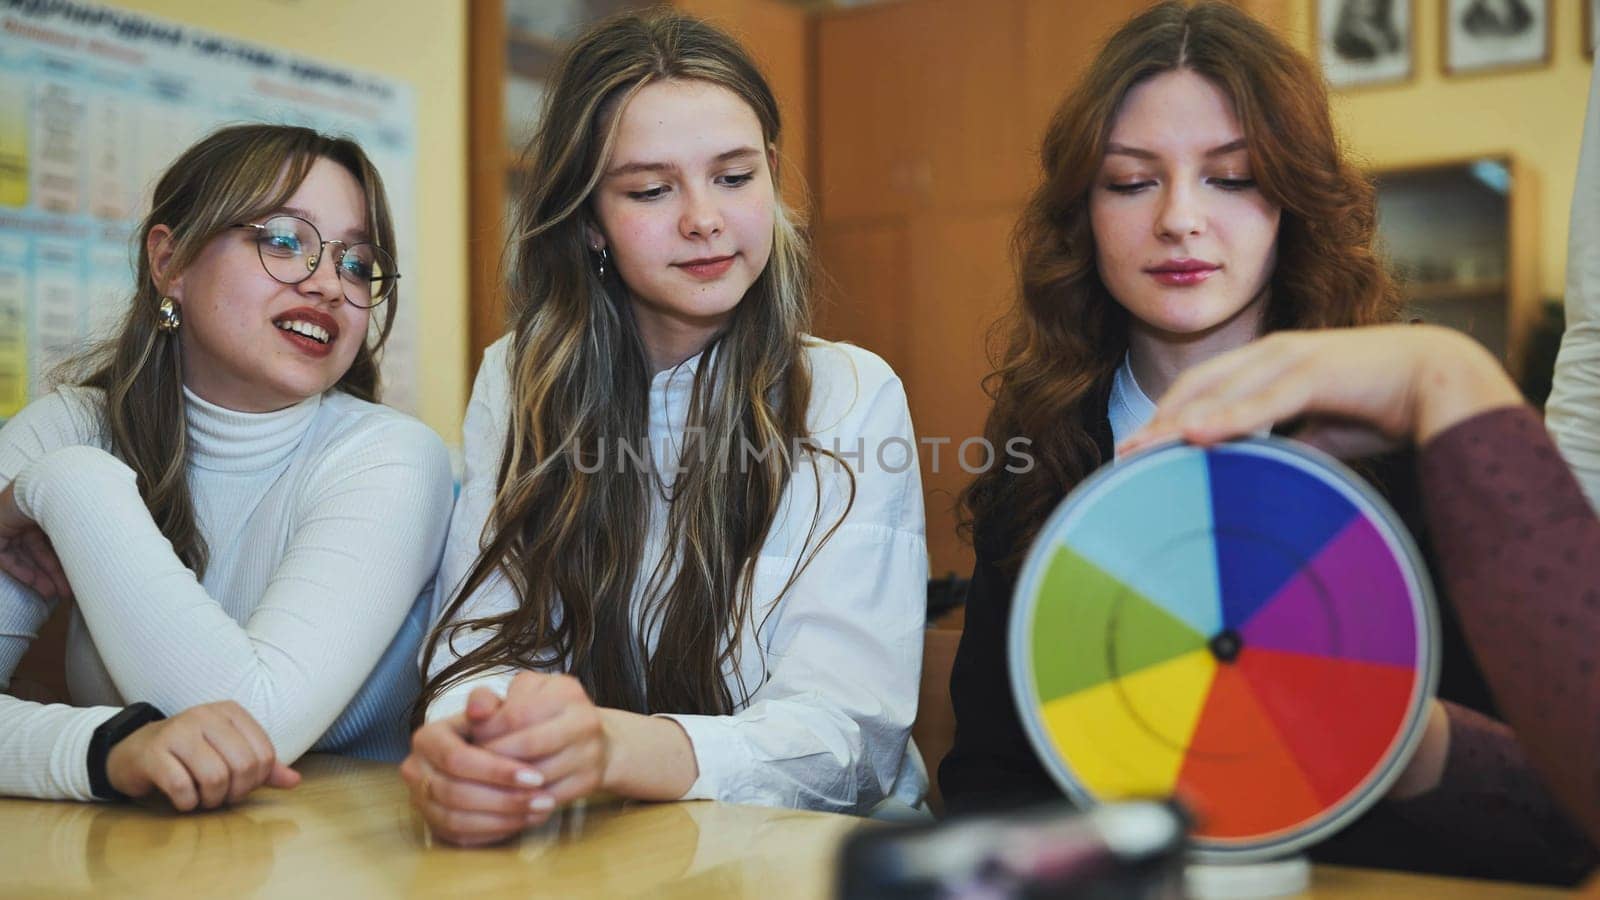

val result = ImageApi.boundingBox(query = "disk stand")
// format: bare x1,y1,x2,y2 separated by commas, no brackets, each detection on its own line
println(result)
1007,439,1440,898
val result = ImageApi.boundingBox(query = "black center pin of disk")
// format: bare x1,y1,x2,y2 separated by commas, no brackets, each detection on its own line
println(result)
1209,629,1244,663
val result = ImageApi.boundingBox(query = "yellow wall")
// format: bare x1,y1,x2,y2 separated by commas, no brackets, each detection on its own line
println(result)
105,0,470,445
96,0,1594,445
1277,2,1592,301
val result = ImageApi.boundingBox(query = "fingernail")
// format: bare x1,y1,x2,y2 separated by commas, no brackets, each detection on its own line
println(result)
515,770,544,787
529,795,556,812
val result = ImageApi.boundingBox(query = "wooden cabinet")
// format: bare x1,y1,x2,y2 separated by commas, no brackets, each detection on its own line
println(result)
815,4,922,221
1373,155,1541,378
816,212,1012,577
904,212,1016,576
814,221,914,377
817,0,1031,223
1021,0,1153,138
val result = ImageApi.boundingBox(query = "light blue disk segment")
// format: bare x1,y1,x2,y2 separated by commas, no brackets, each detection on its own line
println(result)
1058,448,1223,638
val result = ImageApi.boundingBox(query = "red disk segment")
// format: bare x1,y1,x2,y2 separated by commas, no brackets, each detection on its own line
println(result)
1237,648,1416,809
1174,665,1324,841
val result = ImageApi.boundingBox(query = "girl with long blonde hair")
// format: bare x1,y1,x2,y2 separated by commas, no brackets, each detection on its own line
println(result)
404,10,928,845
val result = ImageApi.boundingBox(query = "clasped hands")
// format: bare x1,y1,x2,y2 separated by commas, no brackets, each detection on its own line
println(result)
401,672,610,846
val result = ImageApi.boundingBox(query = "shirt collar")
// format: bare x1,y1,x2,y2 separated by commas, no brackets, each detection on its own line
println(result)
1108,351,1157,455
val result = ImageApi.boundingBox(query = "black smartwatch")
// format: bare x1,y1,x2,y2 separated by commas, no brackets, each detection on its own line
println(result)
87,702,167,801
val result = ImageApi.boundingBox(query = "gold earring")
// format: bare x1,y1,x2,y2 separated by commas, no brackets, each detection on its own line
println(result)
156,297,181,332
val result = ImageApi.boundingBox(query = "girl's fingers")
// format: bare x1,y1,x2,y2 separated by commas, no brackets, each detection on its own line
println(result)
170,736,233,809
1150,343,1263,413
1125,342,1305,452
479,708,594,762
472,673,570,744
267,763,301,789
0,546,49,597
402,759,532,846
197,701,286,802
423,768,539,816
465,687,503,723
413,720,544,789
21,530,70,600
418,799,530,846
149,749,200,811
534,766,603,807
216,703,281,779
516,738,603,791
200,720,268,804
1179,375,1313,446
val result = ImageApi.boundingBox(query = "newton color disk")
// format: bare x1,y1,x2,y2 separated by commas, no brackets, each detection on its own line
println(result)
1008,438,1439,861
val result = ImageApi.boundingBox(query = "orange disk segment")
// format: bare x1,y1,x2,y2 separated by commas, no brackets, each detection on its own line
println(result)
1041,648,1218,799
1176,665,1324,841
1237,648,1417,809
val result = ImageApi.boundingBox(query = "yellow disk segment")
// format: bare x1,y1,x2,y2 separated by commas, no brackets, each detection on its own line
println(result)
1040,648,1217,799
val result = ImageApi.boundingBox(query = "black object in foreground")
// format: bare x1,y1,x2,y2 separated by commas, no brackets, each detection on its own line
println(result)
837,799,1188,899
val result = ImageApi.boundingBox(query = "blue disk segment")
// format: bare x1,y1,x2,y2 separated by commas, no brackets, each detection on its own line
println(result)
1064,449,1223,637
1207,449,1361,630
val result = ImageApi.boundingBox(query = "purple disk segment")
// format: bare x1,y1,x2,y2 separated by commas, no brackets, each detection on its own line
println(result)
1240,515,1418,668
1208,450,1362,631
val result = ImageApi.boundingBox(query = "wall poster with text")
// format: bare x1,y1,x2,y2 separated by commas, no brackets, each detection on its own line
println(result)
0,0,420,422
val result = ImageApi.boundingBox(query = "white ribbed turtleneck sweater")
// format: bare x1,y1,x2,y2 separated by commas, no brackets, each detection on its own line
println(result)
0,385,452,800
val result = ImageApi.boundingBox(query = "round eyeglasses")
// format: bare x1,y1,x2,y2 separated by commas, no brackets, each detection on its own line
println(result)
233,214,399,309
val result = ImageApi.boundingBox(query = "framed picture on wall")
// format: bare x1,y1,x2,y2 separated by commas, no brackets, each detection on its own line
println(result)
1443,0,1551,75
1317,0,1414,88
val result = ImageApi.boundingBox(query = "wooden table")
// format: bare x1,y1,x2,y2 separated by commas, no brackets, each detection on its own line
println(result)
0,756,1573,898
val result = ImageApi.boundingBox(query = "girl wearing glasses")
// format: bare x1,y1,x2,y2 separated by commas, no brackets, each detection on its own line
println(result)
404,11,927,845
0,125,452,810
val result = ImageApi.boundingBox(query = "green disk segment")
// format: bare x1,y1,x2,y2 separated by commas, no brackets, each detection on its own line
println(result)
1031,545,1209,704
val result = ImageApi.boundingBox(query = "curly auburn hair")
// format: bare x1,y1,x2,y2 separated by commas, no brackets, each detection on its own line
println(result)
963,0,1401,568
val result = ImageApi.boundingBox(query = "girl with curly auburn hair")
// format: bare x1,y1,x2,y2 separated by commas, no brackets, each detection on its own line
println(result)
943,1,1587,883
967,0,1397,570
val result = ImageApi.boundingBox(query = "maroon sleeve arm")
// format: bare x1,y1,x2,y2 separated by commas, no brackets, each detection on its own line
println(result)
1418,405,1600,851
1385,702,1597,881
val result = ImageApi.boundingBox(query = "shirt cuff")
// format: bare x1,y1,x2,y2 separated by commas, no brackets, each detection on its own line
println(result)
656,712,753,802
28,705,122,802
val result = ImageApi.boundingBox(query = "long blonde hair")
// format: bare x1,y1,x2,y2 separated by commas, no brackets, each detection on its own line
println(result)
418,10,845,722
73,124,399,576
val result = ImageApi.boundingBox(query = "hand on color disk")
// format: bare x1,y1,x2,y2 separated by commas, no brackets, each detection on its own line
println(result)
1120,326,1523,459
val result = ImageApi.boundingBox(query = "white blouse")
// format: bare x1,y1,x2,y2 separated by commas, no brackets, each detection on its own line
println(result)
1549,58,1600,509
0,386,453,800
428,335,930,815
